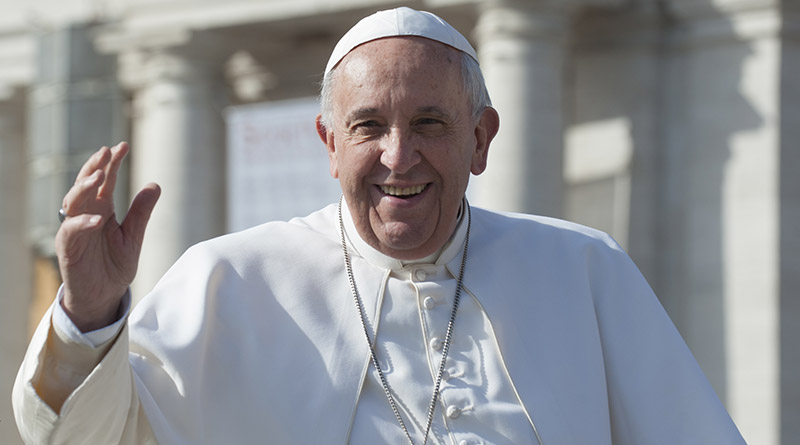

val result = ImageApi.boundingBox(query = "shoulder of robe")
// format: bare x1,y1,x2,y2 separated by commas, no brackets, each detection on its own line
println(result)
177,203,340,264
468,205,625,258
129,203,344,332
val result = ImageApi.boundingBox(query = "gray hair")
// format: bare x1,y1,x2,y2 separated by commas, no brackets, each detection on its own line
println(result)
319,51,492,130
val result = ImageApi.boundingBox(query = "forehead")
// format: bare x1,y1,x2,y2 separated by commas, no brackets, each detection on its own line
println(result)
332,37,465,111
339,36,460,77
344,35,461,64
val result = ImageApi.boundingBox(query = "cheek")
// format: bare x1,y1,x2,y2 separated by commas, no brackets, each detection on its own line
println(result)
433,144,473,177
328,151,339,178
336,149,372,186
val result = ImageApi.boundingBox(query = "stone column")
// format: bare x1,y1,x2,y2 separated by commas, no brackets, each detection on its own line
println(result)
0,89,29,445
128,47,226,299
470,0,567,217
779,11,800,444
564,5,664,277
663,1,782,443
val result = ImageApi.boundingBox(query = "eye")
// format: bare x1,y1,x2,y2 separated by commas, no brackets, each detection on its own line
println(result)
415,118,444,126
350,120,383,134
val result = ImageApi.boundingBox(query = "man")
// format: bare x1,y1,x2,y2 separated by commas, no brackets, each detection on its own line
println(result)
14,7,744,444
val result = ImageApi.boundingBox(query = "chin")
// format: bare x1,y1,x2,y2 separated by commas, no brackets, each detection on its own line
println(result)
379,231,447,260
379,235,425,254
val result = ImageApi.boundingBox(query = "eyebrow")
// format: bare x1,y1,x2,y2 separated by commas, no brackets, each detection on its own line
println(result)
345,108,380,124
417,106,450,118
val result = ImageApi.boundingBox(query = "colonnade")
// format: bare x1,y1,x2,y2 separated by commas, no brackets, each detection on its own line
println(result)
0,1,797,444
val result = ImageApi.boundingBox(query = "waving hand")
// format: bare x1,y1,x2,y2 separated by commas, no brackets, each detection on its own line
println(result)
56,142,160,332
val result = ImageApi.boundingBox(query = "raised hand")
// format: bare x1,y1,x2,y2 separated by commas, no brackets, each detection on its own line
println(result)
56,142,160,332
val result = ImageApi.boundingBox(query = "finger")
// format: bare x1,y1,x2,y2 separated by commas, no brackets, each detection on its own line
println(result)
121,183,161,248
75,146,112,184
98,142,130,200
62,169,106,216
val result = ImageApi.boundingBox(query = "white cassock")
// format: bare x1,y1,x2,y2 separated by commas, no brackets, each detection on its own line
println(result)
13,202,745,444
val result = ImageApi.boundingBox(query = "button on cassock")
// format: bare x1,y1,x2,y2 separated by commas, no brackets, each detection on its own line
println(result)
414,269,427,281
423,296,436,310
429,337,444,351
446,405,462,419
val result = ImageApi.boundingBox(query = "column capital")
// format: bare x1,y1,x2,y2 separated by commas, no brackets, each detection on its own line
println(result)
572,5,666,51
116,33,228,92
98,27,231,92
475,1,569,43
475,0,629,42
477,0,627,12
224,51,276,103
665,0,779,20
663,0,782,48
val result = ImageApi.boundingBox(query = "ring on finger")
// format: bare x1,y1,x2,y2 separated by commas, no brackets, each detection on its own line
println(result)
59,208,68,223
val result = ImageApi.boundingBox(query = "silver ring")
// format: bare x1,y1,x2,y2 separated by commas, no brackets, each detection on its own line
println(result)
58,208,68,223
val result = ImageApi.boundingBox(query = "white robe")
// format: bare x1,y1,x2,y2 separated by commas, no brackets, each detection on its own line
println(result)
13,204,745,444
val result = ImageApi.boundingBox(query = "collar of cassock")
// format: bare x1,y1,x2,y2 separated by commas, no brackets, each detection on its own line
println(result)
340,198,469,271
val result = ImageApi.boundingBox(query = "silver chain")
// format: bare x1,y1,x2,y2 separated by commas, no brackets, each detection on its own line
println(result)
338,197,471,445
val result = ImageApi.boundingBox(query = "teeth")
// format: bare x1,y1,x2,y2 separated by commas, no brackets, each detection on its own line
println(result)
381,184,426,196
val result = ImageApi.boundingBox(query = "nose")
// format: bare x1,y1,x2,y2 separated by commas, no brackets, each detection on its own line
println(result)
380,128,420,174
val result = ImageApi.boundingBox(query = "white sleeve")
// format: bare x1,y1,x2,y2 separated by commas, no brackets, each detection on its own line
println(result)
52,284,131,348
12,300,156,444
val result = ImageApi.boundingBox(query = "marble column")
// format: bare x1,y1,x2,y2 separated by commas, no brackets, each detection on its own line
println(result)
0,89,29,445
470,0,566,217
662,1,783,443
129,48,226,299
779,11,800,444
565,5,664,277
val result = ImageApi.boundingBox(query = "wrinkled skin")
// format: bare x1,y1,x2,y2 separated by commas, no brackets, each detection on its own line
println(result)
316,37,499,260
57,142,160,332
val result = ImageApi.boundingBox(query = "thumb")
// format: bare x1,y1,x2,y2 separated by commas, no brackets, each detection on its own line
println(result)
121,183,161,247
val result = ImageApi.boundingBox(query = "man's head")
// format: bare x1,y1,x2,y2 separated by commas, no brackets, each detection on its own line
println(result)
316,8,499,260
319,7,491,129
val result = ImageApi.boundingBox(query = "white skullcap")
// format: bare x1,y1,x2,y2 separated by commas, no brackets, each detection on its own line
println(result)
324,6,478,76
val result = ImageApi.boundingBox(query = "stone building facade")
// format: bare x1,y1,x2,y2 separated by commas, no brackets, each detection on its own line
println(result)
0,0,797,443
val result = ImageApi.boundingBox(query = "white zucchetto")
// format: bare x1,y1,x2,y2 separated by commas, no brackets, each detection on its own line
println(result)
324,6,479,75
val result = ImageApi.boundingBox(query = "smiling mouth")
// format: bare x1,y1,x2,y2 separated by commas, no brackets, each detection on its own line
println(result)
380,184,427,198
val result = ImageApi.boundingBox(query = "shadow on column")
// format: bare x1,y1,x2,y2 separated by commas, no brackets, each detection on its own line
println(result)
655,2,764,409
567,2,764,407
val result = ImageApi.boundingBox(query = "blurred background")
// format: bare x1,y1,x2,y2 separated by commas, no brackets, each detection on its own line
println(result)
1,0,797,443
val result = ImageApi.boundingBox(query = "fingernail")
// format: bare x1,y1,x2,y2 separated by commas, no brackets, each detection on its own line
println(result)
89,215,102,226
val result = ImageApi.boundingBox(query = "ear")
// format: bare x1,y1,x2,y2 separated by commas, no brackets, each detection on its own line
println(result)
316,114,339,179
470,106,499,175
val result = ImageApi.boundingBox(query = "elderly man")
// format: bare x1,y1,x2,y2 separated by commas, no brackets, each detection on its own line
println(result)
14,7,743,445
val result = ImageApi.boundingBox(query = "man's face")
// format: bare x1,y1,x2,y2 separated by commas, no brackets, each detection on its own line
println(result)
317,37,498,260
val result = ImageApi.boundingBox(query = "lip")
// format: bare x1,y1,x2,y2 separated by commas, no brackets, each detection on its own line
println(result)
373,182,431,206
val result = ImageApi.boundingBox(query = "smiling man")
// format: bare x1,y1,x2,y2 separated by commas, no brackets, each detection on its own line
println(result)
317,34,497,260
14,7,744,445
